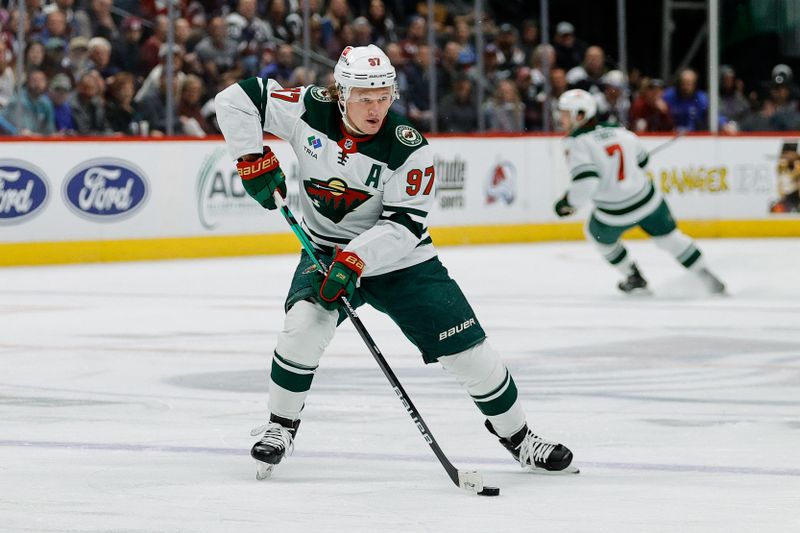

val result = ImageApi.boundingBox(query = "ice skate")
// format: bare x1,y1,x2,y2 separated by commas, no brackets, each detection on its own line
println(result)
697,267,726,295
618,263,649,294
250,414,300,480
486,420,579,474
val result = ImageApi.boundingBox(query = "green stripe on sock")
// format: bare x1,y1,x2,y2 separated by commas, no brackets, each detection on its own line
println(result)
572,170,600,181
607,246,628,265
681,248,702,268
274,351,318,372
271,359,315,393
471,370,509,400
472,376,519,416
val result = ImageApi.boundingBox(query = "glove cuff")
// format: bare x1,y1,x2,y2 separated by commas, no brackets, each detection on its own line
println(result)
236,150,280,180
334,250,365,277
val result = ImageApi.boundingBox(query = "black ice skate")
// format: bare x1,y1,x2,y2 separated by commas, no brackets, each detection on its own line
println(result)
697,267,726,295
618,263,649,294
250,414,300,480
485,420,578,474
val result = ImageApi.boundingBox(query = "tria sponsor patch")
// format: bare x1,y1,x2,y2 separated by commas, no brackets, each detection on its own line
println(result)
438,318,477,341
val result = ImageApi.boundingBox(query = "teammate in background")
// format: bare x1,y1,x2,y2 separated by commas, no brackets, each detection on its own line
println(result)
215,45,577,479
553,89,726,294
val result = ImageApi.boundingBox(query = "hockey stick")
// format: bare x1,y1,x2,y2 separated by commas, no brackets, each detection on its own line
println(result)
273,191,499,497
648,130,686,156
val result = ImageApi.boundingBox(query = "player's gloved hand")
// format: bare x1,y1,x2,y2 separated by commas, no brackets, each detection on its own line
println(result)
236,147,287,210
554,194,576,217
316,249,365,310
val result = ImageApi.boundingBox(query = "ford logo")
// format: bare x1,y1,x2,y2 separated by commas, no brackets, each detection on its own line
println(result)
0,160,50,224
63,158,149,220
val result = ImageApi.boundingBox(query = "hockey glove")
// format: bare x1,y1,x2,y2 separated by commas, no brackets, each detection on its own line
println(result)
554,194,576,217
236,147,287,210
316,249,365,310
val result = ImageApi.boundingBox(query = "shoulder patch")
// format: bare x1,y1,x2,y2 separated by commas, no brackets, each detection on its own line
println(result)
309,86,332,102
395,125,423,147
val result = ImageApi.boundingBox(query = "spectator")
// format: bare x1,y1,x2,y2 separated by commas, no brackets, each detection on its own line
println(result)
258,44,295,86
288,66,316,88
452,18,476,67
352,16,373,47
227,0,273,76
42,37,67,78
400,15,426,61
769,74,800,130
663,68,708,131
437,41,463,97
49,73,75,134
321,0,351,51
266,0,301,44
140,15,168,75
520,19,539,65
69,71,108,134
2,69,55,135
740,97,776,132
87,0,119,42
553,21,586,71
719,65,749,124
174,17,192,52
63,36,90,80
86,36,118,79
484,79,525,132
595,70,629,127
546,66,569,131
179,74,212,136
40,10,71,43
105,72,138,134
385,42,409,115
567,45,606,93
0,41,14,109
530,43,555,89
43,0,91,40
515,67,542,131
366,0,396,49
111,16,144,74
194,16,239,83
495,23,526,74
135,44,186,103
629,78,674,132
25,41,47,74
135,70,182,136
406,43,433,131
469,43,505,99
438,74,478,132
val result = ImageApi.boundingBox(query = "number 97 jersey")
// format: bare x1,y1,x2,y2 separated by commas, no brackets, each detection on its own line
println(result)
215,78,437,277
564,123,663,226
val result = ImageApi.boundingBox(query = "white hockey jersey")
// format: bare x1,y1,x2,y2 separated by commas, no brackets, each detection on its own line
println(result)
215,79,437,277
563,123,662,226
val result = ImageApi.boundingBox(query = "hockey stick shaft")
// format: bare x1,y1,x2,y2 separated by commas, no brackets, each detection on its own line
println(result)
649,130,686,156
272,193,475,490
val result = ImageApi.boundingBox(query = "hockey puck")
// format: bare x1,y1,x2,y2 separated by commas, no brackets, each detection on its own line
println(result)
477,486,500,497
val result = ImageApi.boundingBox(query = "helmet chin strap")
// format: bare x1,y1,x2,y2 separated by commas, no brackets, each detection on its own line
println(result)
338,98,369,136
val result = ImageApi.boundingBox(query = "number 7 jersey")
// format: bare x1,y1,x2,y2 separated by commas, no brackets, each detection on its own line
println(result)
564,123,663,226
215,78,437,277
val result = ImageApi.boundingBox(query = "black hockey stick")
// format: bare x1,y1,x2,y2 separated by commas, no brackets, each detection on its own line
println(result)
273,192,499,497
649,130,686,156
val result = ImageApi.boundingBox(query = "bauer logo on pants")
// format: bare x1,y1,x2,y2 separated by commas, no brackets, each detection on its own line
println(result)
438,318,477,341
0,160,50,224
63,158,149,221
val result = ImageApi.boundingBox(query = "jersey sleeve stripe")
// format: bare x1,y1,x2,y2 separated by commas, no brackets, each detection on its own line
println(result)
379,212,426,239
382,205,429,218
237,77,267,126
572,170,600,181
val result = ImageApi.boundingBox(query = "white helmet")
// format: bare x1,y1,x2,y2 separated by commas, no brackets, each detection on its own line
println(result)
333,45,398,133
557,89,598,130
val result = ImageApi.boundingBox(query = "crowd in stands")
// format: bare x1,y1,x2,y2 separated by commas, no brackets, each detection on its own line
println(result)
0,0,798,137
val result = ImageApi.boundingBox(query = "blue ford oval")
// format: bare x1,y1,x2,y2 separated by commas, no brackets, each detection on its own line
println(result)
63,159,149,220
0,160,50,224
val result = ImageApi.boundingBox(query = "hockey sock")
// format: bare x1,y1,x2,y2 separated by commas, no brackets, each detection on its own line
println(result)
269,300,337,420
594,241,636,276
652,230,704,270
438,341,526,438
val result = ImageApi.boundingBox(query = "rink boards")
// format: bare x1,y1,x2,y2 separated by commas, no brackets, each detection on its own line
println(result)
1,133,799,266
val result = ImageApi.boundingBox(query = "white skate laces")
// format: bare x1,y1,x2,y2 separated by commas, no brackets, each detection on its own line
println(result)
250,423,296,455
517,432,557,468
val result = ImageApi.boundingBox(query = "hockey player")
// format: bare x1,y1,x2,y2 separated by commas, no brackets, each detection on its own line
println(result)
553,88,725,294
215,44,576,479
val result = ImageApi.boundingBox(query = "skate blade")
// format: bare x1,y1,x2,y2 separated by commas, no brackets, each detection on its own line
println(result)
255,462,275,480
621,287,652,296
526,464,580,475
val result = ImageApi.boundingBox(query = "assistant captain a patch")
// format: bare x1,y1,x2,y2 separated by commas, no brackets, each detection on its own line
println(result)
395,125,423,147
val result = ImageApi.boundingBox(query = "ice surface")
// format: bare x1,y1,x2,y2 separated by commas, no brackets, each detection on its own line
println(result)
1,239,799,532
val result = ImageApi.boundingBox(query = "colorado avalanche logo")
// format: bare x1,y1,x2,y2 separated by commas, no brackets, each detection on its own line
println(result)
486,161,517,205
304,177,372,223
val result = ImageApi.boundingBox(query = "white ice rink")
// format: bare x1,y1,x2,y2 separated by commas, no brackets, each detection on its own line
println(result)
2,238,799,532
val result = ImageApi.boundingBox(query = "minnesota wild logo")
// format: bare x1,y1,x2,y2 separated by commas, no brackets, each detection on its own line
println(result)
304,177,372,223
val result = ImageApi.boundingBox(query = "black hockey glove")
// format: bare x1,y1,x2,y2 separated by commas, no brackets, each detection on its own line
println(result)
554,194,576,217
